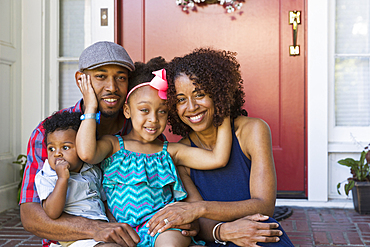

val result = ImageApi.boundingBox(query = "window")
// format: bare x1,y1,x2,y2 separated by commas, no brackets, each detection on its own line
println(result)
58,0,91,109
335,0,370,127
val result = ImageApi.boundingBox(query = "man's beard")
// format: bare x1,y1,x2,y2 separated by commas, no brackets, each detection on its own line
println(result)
100,109,121,118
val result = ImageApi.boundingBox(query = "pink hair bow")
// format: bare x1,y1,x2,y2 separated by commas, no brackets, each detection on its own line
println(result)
125,68,168,103
150,69,168,100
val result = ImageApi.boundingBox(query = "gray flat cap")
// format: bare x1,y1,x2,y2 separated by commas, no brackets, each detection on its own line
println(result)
79,41,135,71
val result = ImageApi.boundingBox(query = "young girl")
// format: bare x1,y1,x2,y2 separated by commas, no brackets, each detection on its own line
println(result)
76,57,232,247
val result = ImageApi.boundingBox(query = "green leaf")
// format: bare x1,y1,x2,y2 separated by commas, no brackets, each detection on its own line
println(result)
360,151,366,165
338,158,357,167
344,180,355,196
337,183,341,195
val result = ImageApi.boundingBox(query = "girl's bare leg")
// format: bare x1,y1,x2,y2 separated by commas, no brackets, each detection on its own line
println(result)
154,230,192,247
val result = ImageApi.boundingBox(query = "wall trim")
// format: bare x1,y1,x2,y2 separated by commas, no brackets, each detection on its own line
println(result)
307,0,329,201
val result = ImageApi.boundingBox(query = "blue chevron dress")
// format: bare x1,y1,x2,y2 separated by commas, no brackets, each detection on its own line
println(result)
101,135,188,246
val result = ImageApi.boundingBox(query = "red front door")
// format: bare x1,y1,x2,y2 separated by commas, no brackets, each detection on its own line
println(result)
116,0,307,198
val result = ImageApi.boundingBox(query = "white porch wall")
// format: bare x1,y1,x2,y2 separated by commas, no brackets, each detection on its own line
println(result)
0,0,22,213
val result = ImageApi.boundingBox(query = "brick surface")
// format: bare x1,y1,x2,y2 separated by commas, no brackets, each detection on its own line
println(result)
282,207,370,247
1,240,24,247
347,232,364,245
330,231,347,245
1,206,370,247
280,220,293,231
295,220,309,231
313,231,330,244
358,223,370,233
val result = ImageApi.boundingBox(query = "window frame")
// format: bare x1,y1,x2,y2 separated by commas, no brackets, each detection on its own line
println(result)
328,0,370,151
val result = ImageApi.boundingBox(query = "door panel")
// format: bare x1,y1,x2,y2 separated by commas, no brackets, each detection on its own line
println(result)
116,0,306,197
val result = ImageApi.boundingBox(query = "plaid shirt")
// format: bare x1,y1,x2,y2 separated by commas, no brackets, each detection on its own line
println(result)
19,99,131,247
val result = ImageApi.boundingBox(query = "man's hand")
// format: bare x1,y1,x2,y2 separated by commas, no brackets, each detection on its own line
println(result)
146,202,200,236
94,221,140,247
220,214,282,247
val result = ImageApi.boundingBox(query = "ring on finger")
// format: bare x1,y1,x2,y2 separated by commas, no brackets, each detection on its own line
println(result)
164,218,169,225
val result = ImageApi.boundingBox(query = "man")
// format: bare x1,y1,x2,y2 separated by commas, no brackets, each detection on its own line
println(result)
20,41,141,246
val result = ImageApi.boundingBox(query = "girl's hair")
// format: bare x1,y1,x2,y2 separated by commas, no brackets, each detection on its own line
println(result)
166,48,247,137
128,56,168,93
43,111,82,143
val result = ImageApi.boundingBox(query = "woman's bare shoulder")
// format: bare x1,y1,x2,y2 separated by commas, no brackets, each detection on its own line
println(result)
234,116,272,158
234,116,271,135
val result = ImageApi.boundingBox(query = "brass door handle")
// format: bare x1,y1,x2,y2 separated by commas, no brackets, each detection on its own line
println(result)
289,11,301,56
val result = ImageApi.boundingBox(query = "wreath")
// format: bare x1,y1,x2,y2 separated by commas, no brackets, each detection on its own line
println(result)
176,0,243,13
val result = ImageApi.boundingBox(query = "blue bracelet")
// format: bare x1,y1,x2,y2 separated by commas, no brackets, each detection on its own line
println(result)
80,111,101,124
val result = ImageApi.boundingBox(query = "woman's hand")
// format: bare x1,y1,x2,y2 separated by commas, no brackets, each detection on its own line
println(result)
220,214,282,246
77,74,98,112
146,201,202,236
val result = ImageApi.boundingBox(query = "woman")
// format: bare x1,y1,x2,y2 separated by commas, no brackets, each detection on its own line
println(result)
147,48,294,246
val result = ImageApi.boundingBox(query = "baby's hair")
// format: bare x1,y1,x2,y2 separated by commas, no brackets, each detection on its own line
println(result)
128,56,168,94
43,111,82,143
166,47,247,137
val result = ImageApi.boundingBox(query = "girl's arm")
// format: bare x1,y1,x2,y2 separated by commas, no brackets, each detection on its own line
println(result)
76,74,114,164
169,116,232,170
42,160,70,219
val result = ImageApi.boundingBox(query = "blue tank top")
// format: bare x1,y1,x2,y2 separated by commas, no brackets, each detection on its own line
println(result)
189,123,252,202
189,122,294,247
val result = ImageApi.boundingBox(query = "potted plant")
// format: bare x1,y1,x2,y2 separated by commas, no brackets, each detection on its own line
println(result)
13,154,27,202
337,144,370,214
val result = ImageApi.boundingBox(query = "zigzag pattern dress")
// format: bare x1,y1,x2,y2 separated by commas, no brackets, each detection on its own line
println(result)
101,135,188,246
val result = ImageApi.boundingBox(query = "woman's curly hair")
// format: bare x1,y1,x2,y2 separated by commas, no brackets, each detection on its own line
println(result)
166,48,247,137
43,111,82,143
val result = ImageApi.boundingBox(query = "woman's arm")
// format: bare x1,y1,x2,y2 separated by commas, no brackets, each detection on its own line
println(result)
169,116,232,170
236,117,277,217
195,215,281,245
76,74,115,164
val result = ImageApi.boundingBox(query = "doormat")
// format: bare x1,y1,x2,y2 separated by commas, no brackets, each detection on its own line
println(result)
273,206,293,221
